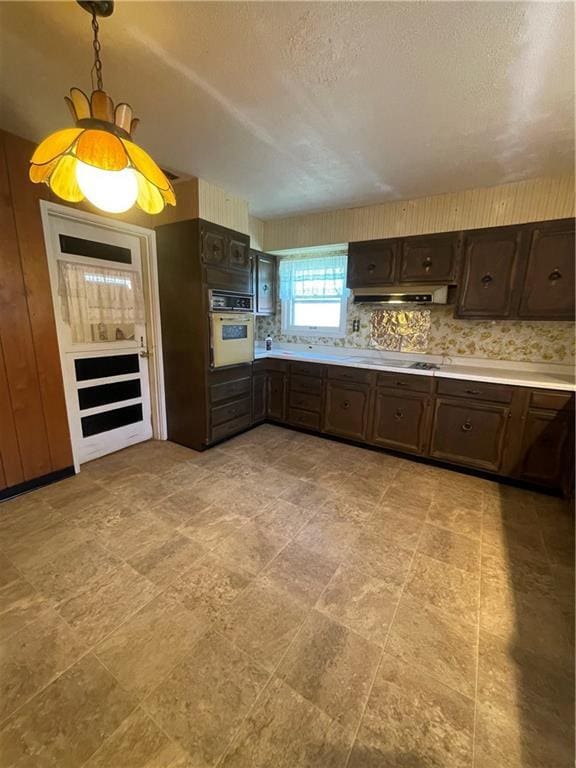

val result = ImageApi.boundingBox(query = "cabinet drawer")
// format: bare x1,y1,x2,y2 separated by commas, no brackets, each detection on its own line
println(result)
262,358,289,373
529,390,573,411
211,397,251,427
435,378,513,404
210,377,251,404
287,408,321,430
290,374,323,395
370,390,431,454
327,366,375,384
376,372,432,393
290,361,324,378
210,413,251,442
323,382,370,442
430,398,510,472
289,391,321,413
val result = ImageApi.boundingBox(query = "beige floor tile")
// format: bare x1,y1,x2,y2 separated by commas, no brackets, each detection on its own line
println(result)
479,579,573,664
128,533,206,586
23,541,121,604
1,516,90,571
177,501,253,547
150,486,213,527
477,630,573,727
94,593,207,698
217,582,307,671
482,547,556,601
317,565,399,647
474,698,573,768
94,512,175,561
84,706,195,767
143,631,269,767
57,563,160,647
220,677,351,768
278,610,381,734
104,469,175,508
387,593,477,698
426,499,483,539
165,553,252,621
364,506,424,548
213,519,291,576
418,523,481,573
0,553,22,589
0,578,51,642
252,498,315,538
349,654,474,768
482,520,547,564
278,479,338,511
404,552,479,628
259,539,338,606
541,524,575,568
0,609,86,722
0,654,135,768
346,531,414,588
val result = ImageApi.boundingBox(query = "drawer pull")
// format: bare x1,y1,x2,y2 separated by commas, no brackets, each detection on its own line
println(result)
422,257,432,272
395,380,409,387
548,268,562,282
464,388,481,395
480,273,493,285
342,400,351,410
394,409,404,421
367,263,376,272
461,420,473,432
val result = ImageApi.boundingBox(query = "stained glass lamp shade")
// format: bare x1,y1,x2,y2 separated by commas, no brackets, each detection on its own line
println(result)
29,2,175,215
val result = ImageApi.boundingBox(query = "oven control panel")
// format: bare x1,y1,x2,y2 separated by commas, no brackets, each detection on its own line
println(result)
209,290,254,312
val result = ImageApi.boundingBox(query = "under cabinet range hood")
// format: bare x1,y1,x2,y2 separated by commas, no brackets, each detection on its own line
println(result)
352,285,449,305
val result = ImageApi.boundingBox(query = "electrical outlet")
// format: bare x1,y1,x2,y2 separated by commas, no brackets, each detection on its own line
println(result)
352,318,360,332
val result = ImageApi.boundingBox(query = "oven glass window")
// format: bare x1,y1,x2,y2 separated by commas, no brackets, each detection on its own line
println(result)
222,324,248,340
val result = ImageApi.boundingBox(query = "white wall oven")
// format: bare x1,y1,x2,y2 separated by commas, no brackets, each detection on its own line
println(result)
209,290,254,368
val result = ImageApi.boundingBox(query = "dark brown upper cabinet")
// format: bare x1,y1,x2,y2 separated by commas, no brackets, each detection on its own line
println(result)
252,250,276,316
516,219,575,320
347,239,400,287
199,221,251,292
456,225,523,318
399,232,460,283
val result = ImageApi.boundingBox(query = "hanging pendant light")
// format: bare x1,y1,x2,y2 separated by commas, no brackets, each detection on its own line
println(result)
29,1,175,215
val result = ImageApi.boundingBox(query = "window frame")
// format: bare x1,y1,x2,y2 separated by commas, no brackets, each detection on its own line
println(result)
280,261,348,339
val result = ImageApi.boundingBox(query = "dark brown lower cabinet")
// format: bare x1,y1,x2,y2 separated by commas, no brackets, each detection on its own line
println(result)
370,390,431,454
323,381,370,441
516,408,570,487
429,398,510,472
252,372,266,423
267,371,286,421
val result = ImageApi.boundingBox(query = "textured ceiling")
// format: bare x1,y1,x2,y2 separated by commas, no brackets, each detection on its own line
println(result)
0,1,573,218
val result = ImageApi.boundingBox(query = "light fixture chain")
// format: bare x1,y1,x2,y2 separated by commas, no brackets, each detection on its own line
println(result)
90,9,104,91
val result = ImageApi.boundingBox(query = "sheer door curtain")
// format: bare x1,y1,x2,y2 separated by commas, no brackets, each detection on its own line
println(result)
58,261,145,343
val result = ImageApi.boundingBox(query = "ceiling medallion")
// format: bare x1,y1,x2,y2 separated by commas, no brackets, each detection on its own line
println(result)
29,0,175,214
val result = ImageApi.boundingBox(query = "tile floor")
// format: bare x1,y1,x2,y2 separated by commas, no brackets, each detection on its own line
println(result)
0,424,573,767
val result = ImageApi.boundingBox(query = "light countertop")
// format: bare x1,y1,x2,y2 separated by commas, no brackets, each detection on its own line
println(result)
254,346,576,392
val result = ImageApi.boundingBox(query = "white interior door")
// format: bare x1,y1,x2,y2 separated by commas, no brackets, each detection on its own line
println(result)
44,212,154,466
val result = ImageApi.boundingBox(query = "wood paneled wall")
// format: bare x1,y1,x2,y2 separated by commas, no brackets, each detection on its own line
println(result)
0,130,73,491
263,175,576,251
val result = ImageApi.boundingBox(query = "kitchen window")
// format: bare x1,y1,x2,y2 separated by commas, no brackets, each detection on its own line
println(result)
279,250,348,337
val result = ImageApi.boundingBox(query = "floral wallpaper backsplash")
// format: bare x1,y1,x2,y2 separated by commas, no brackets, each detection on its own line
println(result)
256,299,575,364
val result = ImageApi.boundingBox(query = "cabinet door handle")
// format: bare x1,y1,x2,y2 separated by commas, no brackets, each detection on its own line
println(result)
461,420,473,432
480,273,493,285
395,380,408,387
263,284,269,292
367,263,376,272
548,268,562,282
342,400,351,409
394,409,404,421
422,257,432,272
464,388,481,395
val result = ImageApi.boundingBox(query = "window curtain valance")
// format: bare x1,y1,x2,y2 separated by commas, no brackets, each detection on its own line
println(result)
278,253,348,301
58,261,145,343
